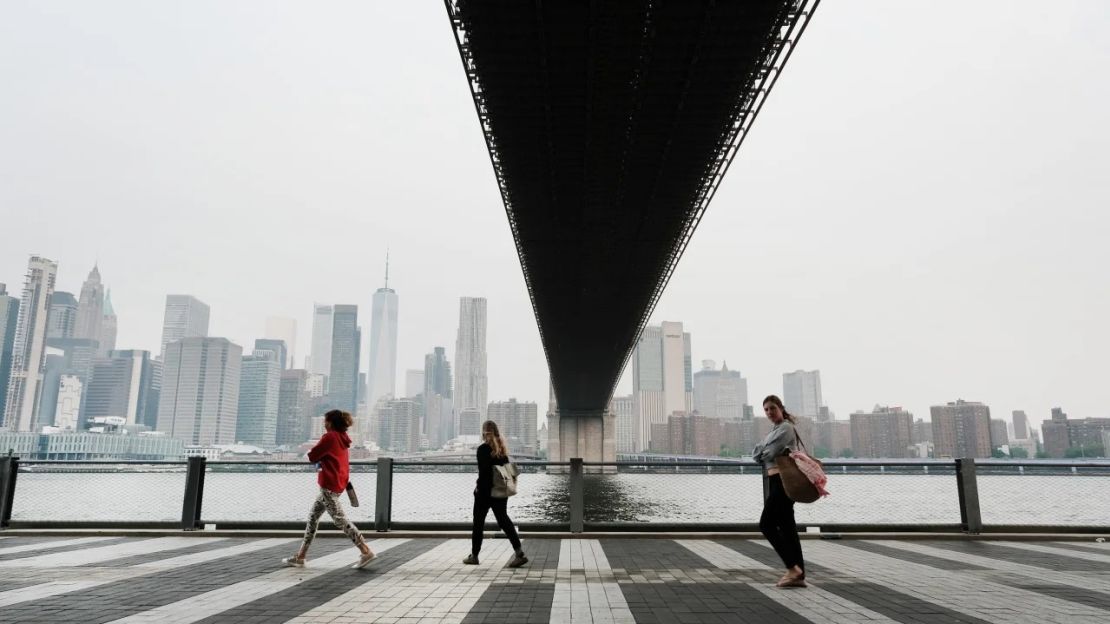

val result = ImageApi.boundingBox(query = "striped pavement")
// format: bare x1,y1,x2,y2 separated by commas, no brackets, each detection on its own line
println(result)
0,535,1103,623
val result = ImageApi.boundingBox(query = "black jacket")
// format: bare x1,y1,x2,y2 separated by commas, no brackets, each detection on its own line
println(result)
475,442,509,496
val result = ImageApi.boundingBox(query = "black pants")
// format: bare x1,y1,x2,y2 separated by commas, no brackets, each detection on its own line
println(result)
472,493,522,555
760,474,805,571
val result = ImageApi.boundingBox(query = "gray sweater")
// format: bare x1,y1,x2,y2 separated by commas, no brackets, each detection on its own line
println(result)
752,421,797,470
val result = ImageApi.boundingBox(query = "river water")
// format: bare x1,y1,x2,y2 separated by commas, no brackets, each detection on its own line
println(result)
10,469,1109,527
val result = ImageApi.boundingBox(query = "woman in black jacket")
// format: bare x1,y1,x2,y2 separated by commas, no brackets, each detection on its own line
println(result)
463,420,528,568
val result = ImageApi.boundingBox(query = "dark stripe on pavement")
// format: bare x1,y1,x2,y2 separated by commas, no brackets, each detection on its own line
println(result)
461,582,554,624
0,537,132,562
714,539,838,577
599,538,721,571
85,538,236,568
925,541,1107,571
194,538,445,624
0,538,308,624
836,540,992,570
506,537,559,570
621,581,810,624
820,581,994,624
1015,583,1110,611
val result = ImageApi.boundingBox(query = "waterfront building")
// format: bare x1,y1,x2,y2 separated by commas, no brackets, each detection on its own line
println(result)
783,369,823,420
613,394,635,453
488,398,538,455
849,405,913,458
378,398,420,453
693,360,747,421
83,350,157,427
1012,410,1030,440
0,429,184,460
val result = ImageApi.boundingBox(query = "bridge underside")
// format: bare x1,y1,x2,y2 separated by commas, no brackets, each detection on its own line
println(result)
446,0,818,418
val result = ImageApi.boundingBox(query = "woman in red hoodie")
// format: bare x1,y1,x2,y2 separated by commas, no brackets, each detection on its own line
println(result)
282,409,376,568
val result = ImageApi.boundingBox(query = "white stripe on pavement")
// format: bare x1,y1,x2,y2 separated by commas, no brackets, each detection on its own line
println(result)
993,541,1110,565
555,539,635,624
105,539,410,624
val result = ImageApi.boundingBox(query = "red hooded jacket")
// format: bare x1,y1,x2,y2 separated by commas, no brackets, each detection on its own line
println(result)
307,429,351,493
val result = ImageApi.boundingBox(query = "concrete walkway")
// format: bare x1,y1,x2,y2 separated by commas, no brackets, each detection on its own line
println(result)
0,534,1106,623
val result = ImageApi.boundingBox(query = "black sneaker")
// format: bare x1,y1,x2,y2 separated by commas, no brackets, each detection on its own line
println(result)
507,552,528,568
462,553,479,565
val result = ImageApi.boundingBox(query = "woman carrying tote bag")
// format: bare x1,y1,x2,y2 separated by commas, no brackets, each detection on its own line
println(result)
463,420,528,568
752,395,807,588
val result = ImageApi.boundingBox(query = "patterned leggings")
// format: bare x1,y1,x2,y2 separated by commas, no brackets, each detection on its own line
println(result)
300,487,365,552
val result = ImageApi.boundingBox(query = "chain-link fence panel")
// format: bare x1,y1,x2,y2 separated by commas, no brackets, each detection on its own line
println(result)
13,462,186,523
390,463,568,524
199,462,376,525
977,464,1110,528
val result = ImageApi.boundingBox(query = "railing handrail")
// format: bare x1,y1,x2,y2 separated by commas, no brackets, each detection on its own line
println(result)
14,458,1110,468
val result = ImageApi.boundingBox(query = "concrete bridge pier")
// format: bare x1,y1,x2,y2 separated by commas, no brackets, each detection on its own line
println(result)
546,409,616,474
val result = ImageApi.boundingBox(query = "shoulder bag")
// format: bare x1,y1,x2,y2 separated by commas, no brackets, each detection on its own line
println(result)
490,459,520,499
774,430,824,504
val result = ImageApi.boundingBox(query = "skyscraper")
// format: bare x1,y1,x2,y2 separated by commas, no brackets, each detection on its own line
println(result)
46,292,79,340
631,321,692,452
783,370,823,420
264,316,297,368
423,346,453,447
3,256,58,431
254,338,288,371
99,290,117,356
367,257,399,410
74,265,105,345
692,360,748,420
276,369,311,446
454,297,488,419
931,400,992,459
405,370,425,398
308,304,333,377
83,350,156,427
237,350,281,447
0,284,20,421
328,305,360,413
159,295,210,357
157,337,242,445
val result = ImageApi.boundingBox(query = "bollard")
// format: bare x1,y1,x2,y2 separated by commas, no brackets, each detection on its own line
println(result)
569,458,584,533
375,457,393,532
955,458,983,534
180,456,206,530
0,455,18,528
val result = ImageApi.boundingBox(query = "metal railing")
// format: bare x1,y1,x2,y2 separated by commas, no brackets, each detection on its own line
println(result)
2,455,1108,533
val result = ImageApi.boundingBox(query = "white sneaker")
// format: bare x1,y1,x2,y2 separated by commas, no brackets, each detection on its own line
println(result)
281,556,305,568
353,551,377,569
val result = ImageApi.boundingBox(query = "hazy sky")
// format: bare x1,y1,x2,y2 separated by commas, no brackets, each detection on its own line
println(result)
2,1,1107,431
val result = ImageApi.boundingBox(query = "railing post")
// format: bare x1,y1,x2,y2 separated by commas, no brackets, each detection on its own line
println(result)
0,455,18,528
180,456,206,531
955,458,982,534
375,457,393,532
569,458,584,533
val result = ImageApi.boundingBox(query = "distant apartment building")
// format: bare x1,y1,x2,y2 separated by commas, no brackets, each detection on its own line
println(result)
157,337,242,445
632,322,692,452
488,399,538,455
849,406,913,458
930,400,992,458
814,419,852,457
650,412,722,457
1011,410,1030,440
378,398,420,453
989,419,1009,448
783,369,823,420
1040,407,1110,457
693,360,747,421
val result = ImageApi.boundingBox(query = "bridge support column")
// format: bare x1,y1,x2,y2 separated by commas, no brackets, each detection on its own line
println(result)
547,409,616,474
